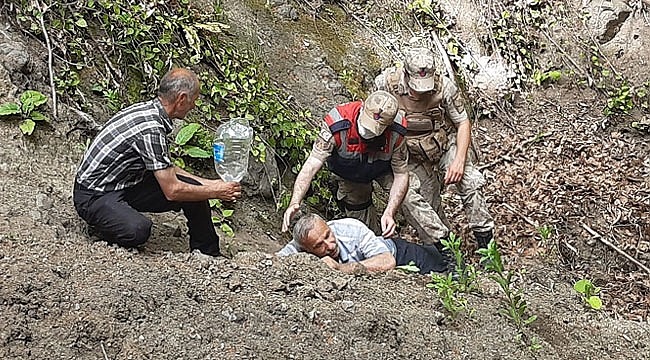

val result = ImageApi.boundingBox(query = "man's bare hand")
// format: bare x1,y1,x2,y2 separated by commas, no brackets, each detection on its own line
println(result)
321,256,339,270
444,159,465,185
380,213,396,238
281,203,300,232
212,181,241,201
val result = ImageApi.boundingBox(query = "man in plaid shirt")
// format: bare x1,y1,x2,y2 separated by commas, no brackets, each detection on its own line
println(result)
73,68,240,256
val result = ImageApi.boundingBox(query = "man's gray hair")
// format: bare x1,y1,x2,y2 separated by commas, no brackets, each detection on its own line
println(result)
158,68,199,101
292,213,324,247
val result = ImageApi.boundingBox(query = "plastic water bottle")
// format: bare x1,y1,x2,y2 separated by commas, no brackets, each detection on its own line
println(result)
213,117,254,182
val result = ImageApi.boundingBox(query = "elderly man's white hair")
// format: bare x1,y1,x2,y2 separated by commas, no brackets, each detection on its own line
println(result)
292,213,325,248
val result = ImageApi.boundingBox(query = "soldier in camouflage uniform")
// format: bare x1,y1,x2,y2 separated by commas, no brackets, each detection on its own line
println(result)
375,48,494,248
281,91,410,238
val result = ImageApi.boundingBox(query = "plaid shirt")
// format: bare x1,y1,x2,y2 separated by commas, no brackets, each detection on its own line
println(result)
75,98,174,192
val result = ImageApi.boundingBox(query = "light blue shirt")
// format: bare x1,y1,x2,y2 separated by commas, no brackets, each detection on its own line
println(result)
276,218,396,263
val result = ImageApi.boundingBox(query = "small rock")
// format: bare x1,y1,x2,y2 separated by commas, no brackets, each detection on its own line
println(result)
162,222,182,237
432,310,445,325
35,193,53,210
227,274,242,292
0,40,31,73
340,300,354,312
316,279,333,293
332,277,350,290
269,279,286,292
221,309,236,321
30,210,41,221
275,4,298,21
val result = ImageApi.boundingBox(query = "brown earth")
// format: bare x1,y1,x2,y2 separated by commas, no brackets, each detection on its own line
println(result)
1,0,650,359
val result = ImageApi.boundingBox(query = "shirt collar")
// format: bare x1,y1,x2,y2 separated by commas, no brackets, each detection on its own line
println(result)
153,98,173,134
336,239,351,263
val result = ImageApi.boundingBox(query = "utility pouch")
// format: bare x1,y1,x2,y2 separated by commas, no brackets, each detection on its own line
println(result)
406,129,448,163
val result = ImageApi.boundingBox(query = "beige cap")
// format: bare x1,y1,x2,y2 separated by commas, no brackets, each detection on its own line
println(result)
358,90,399,136
405,48,437,92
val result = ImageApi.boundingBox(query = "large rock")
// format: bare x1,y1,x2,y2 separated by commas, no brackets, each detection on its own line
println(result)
584,0,632,44
0,39,30,74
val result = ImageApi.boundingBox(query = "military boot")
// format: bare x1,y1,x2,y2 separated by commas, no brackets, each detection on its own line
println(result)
474,229,493,249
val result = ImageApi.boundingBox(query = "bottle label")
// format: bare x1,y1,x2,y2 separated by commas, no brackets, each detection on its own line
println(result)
213,143,225,163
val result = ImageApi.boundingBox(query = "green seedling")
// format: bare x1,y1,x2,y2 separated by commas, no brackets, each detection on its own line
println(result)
529,336,542,352
396,261,420,274
426,233,479,318
210,199,235,237
537,224,552,242
478,240,537,329
532,69,561,86
440,232,478,292
573,279,602,310
0,90,48,135
428,272,466,318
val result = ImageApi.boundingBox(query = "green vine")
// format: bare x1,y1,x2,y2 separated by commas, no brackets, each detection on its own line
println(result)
8,0,329,207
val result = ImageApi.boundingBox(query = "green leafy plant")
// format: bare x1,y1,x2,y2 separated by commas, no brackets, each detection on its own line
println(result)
209,199,235,237
573,279,603,310
10,0,330,208
428,272,467,318
339,69,366,100
426,233,480,318
537,224,552,242
529,336,542,352
0,90,48,135
635,81,649,111
604,83,634,116
92,81,122,112
396,261,421,273
440,232,478,292
478,240,537,329
532,70,562,86
170,122,216,169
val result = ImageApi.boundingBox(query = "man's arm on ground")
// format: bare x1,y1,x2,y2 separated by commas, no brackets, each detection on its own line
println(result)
154,166,240,202
335,252,396,274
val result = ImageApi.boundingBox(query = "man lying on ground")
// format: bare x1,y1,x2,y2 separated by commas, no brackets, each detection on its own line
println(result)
276,214,450,275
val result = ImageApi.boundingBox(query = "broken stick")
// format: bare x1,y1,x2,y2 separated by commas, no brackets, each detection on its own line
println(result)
581,223,650,274
33,0,57,119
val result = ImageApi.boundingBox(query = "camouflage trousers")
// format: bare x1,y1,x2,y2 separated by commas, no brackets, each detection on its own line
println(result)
331,173,393,236
402,141,494,245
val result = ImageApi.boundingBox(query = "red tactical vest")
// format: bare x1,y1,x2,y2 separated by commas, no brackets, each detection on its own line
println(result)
323,101,407,183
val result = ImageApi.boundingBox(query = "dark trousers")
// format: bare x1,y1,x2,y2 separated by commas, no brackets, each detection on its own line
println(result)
73,172,220,256
393,237,448,274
